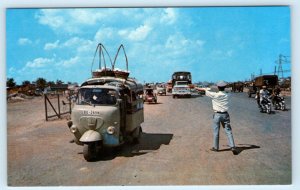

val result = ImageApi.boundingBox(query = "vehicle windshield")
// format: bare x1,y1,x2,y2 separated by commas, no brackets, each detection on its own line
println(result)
177,81,188,85
77,88,118,105
145,89,154,95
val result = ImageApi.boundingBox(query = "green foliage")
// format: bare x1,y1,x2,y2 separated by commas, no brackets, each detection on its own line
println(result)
36,77,47,90
7,78,16,88
22,80,31,86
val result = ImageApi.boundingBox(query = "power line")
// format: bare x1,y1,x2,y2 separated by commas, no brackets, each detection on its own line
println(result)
275,54,290,79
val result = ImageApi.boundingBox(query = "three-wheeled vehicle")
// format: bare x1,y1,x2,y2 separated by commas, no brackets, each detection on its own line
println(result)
67,76,144,161
144,88,157,103
67,43,144,161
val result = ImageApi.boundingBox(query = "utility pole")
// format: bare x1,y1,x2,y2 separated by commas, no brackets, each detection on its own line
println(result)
250,73,255,80
260,69,262,76
275,54,290,79
277,54,283,79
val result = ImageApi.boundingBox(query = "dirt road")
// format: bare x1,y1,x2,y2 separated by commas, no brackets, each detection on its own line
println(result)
7,93,291,186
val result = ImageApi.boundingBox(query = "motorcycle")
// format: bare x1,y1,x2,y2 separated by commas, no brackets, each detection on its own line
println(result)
260,95,272,114
273,94,285,111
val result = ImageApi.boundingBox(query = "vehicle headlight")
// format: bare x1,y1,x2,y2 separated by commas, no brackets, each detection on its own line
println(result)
107,126,115,135
70,125,78,133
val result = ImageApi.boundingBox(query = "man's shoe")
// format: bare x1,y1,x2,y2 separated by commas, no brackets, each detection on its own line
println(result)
231,147,238,155
210,147,219,152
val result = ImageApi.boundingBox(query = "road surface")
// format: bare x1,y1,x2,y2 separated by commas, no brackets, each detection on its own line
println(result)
7,92,291,186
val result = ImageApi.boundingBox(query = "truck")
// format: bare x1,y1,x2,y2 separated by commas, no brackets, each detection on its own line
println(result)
172,81,191,98
171,71,192,87
247,75,278,97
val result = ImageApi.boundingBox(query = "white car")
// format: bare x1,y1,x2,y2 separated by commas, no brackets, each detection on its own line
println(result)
172,81,191,98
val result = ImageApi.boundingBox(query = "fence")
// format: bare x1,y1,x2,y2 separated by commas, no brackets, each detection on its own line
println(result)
44,94,72,121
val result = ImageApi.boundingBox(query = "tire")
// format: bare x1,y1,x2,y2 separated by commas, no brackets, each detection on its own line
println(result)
280,103,285,111
267,106,271,114
83,143,97,161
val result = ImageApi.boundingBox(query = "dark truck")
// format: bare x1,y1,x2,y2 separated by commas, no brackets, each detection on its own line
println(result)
171,71,192,87
247,75,278,97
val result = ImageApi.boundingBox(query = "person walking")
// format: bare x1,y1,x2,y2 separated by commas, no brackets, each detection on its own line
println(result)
204,81,238,155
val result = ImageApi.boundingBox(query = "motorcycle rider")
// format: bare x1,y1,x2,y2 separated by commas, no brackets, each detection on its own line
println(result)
271,85,285,110
271,85,281,105
259,85,270,112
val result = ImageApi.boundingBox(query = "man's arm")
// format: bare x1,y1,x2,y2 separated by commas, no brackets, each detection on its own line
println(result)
195,87,215,98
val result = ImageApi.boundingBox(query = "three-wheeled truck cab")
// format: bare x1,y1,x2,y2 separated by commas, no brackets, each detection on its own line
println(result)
67,76,144,161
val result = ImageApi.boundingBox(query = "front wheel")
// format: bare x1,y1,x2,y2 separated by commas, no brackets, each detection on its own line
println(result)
280,102,285,111
83,143,99,161
267,105,271,114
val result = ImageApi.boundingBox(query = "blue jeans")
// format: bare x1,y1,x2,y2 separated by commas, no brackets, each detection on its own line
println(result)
212,113,235,149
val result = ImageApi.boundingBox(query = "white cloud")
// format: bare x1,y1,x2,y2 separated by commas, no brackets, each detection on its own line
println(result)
279,38,289,44
119,25,152,41
165,34,205,50
18,38,32,45
160,8,177,25
36,9,65,30
59,56,80,67
44,40,60,50
35,9,113,34
69,9,106,25
62,37,93,52
25,58,55,68
24,56,80,73
210,49,235,60
94,28,114,42
8,67,17,75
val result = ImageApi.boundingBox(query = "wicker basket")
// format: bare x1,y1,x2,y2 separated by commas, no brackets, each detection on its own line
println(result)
92,70,115,78
114,70,130,79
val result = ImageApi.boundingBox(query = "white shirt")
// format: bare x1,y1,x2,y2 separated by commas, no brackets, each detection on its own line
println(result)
205,90,230,112
259,89,269,100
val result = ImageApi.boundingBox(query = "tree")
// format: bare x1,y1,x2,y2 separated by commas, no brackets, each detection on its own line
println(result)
47,81,55,87
56,79,63,85
7,78,16,88
22,80,31,86
36,77,47,90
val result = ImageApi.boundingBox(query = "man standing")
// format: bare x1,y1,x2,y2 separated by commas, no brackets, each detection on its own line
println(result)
204,81,238,155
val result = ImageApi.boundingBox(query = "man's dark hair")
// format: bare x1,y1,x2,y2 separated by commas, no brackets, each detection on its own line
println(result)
218,86,225,91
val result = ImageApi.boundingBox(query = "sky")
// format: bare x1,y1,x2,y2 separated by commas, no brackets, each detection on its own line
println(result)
6,6,291,85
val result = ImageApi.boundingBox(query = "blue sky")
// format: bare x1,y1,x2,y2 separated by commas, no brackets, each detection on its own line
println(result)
6,7,291,85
